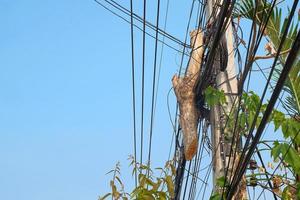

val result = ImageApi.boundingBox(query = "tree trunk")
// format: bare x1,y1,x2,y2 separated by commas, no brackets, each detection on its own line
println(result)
172,30,204,160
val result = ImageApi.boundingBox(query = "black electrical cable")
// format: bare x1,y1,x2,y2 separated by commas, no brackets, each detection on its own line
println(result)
129,0,137,187
179,3,208,198
256,130,300,199
102,0,188,48
147,0,161,169
174,149,186,200
173,1,208,197
210,0,288,198
220,4,260,193
192,121,210,199
173,0,198,176
238,32,294,118
237,0,278,91
229,0,299,191
154,0,170,125
182,161,192,199
178,0,196,75
224,0,282,195
195,0,236,92
188,123,205,200
226,26,300,200
232,0,296,199
157,0,174,165
140,0,146,166
242,61,278,199
93,0,191,55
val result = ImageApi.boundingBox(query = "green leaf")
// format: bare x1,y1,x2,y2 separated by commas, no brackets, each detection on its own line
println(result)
140,190,155,200
271,141,281,159
140,164,150,170
144,177,155,187
204,86,227,106
138,173,146,187
210,193,222,200
216,176,226,187
281,118,300,144
152,178,162,191
110,180,120,199
272,110,285,131
99,193,111,200
157,191,167,200
297,183,300,199
271,142,300,174
131,186,143,198
235,0,300,115
115,176,123,186
165,175,174,198
105,169,114,175
282,186,292,200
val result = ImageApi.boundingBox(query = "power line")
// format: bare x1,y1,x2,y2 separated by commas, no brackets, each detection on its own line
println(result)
129,0,137,187
221,0,286,197
173,1,201,198
93,0,191,55
256,130,300,199
140,0,147,166
221,5,258,195
147,0,161,167
154,0,171,125
195,0,237,92
229,0,299,190
226,17,300,199
96,0,189,48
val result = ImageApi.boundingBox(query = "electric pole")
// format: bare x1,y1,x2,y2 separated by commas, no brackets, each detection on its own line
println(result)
173,1,247,198
206,0,246,198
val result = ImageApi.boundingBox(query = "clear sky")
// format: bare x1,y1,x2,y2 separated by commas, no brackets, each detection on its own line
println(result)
0,0,296,200
0,1,196,199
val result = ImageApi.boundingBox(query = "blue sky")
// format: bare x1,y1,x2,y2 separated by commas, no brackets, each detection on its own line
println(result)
0,0,296,199
0,1,195,199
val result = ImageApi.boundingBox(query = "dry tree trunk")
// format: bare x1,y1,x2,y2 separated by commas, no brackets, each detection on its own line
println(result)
172,29,204,160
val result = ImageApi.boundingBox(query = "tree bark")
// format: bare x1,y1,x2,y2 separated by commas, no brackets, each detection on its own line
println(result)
172,29,204,160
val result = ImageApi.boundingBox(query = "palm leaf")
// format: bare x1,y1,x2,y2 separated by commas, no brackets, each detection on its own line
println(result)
234,0,300,115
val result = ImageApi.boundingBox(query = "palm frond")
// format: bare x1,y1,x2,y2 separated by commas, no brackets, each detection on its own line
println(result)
234,0,300,115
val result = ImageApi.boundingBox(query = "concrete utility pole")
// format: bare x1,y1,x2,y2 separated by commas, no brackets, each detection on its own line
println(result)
206,0,246,198
172,1,247,198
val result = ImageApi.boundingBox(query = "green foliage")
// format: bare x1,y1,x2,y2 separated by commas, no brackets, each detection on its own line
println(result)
213,88,300,195
280,61,300,115
297,183,300,199
235,90,300,179
100,162,127,200
209,193,223,200
271,141,300,174
216,176,227,188
234,0,298,49
204,86,227,107
234,0,300,115
281,183,300,200
99,157,176,200
234,4,300,195
240,91,264,128
207,177,228,200
282,185,293,200
224,91,266,139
